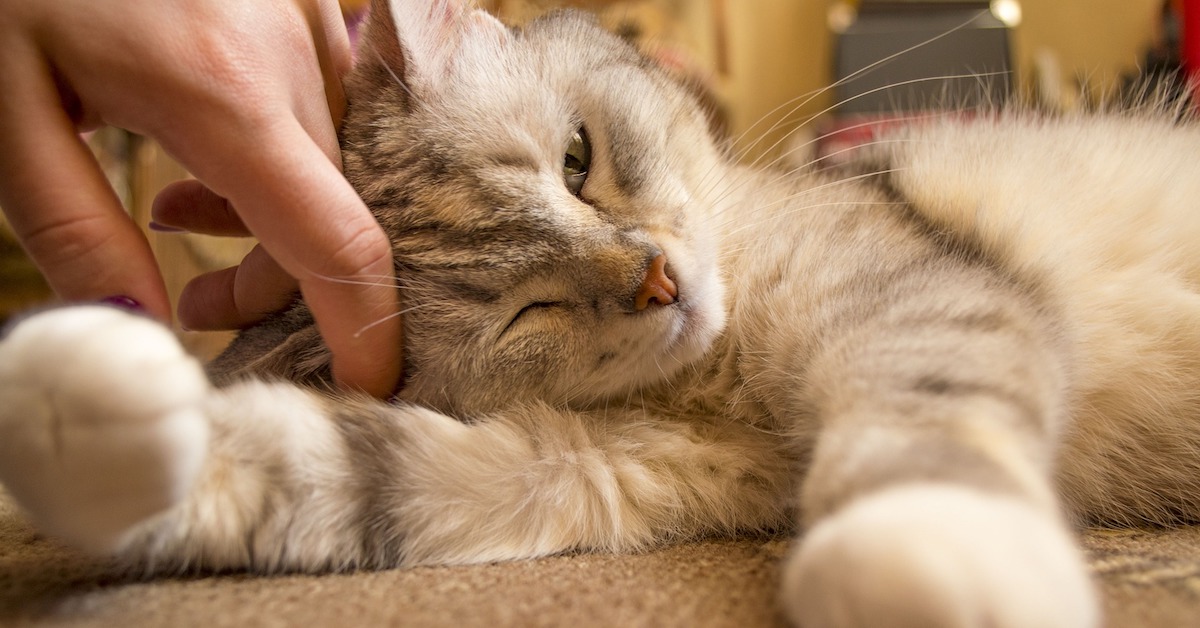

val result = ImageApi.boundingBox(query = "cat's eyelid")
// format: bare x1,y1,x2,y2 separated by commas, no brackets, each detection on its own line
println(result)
486,153,541,173
499,300,565,339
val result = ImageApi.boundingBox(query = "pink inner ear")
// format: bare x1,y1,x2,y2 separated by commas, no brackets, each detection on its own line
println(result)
386,0,472,84
464,8,509,45
345,4,369,59
352,0,461,89
358,0,510,91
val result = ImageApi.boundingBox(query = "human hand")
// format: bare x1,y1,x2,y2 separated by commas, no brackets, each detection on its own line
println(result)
0,0,401,398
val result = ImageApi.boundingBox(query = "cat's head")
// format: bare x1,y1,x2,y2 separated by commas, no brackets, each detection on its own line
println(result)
340,0,728,414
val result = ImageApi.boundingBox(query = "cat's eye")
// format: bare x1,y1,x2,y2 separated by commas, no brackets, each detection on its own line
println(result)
515,301,562,321
563,127,591,197
502,301,564,337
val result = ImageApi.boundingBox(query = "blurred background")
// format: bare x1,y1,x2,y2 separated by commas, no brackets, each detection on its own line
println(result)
0,0,1190,357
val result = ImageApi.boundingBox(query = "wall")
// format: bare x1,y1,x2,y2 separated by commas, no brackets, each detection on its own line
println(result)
716,0,1165,159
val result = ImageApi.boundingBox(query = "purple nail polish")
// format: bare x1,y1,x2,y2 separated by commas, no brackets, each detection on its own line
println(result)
149,221,187,233
100,296,144,312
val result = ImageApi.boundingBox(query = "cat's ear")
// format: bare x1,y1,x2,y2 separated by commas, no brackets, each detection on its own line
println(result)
361,0,510,92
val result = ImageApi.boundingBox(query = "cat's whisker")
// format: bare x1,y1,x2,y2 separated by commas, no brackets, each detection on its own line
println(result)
713,136,917,214
717,192,908,232
372,48,461,135
651,353,677,395
750,113,948,177
704,136,923,223
696,72,1003,212
711,168,912,234
741,71,1010,174
696,69,1003,206
307,269,406,289
721,9,991,168
720,197,910,234
375,49,418,102
560,374,598,408
623,381,637,409
721,201,911,242
351,302,437,339
763,137,920,191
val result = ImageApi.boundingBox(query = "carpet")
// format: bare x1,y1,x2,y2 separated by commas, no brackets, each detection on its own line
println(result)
2,491,1199,627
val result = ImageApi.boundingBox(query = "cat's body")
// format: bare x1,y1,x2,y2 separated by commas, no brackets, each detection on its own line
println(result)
1,2,1199,626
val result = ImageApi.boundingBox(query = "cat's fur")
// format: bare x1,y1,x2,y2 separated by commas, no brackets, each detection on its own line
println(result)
2,1,1199,626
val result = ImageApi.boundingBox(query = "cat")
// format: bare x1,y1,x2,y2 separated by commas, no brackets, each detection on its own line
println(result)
2,1,1199,626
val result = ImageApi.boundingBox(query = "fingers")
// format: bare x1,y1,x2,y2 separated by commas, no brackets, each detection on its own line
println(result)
0,43,170,320
146,2,399,397
152,179,251,236
177,244,298,331
261,128,401,399
277,0,352,169
154,180,306,334
0,0,398,399
297,215,402,399
181,114,402,398
309,0,353,127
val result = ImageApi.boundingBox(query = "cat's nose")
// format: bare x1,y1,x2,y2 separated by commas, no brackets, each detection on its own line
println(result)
634,254,678,310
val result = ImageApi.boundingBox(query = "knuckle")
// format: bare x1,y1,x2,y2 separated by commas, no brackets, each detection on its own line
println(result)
21,213,116,271
312,221,393,280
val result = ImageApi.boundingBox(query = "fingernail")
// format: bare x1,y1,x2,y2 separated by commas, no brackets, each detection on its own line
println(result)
149,221,187,233
100,296,144,312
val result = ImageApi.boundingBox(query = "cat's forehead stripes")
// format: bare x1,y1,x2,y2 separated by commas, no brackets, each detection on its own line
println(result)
440,280,503,304
605,124,650,197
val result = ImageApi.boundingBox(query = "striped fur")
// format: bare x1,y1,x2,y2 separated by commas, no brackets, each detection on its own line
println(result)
1,2,1198,626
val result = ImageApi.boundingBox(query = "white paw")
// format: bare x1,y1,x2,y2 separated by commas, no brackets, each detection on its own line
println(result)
0,306,210,553
782,484,1098,628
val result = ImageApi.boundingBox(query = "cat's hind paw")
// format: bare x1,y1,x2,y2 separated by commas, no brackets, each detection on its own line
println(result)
0,306,210,553
782,484,1098,628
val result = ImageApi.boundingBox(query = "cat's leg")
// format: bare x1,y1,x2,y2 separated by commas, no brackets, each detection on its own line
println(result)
780,286,1098,627
0,307,790,572
138,390,790,571
120,385,790,572
0,306,209,553
0,305,401,570
319,397,792,567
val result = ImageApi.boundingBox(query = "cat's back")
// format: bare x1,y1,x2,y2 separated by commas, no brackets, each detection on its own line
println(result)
719,111,1200,524
888,112,1200,524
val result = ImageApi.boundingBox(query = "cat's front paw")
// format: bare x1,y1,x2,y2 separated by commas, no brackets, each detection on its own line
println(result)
782,484,1098,628
0,306,210,553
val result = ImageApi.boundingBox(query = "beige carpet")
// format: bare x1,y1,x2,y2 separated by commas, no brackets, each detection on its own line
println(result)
2,492,1199,628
